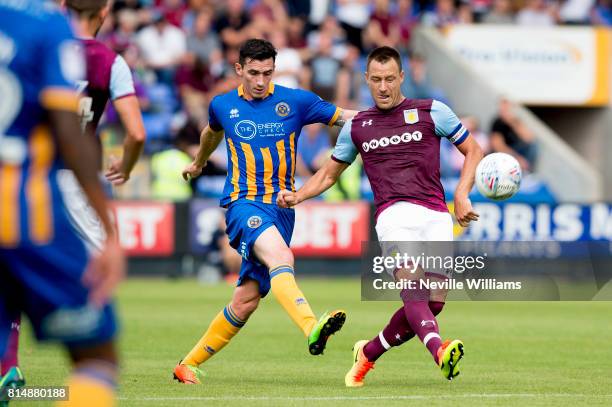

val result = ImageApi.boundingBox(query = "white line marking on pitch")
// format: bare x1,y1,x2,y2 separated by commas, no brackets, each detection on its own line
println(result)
119,394,612,401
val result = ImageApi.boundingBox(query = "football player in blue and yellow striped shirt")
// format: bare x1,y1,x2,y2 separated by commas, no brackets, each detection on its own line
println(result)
174,39,357,384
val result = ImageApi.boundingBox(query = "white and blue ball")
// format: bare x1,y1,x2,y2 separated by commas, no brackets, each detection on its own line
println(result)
475,153,522,201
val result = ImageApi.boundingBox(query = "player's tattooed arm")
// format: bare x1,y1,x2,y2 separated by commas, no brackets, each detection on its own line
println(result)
454,135,484,227
277,158,349,208
182,125,224,181
334,109,359,127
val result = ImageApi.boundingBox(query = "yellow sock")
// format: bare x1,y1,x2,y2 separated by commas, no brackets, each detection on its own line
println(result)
269,265,317,337
56,367,115,407
182,305,244,366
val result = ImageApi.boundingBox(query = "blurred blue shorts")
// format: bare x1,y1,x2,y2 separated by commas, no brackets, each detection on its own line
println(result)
225,200,295,297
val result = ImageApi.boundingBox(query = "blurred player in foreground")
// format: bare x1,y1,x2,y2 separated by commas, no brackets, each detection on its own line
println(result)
175,39,357,384
1,0,145,397
0,1,125,406
278,46,483,386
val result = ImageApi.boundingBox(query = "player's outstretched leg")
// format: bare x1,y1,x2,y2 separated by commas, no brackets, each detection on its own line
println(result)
400,286,464,378
307,309,346,356
174,281,259,384
255,228,346,355
345,301,445,387
269,264,346,355
362,307,415,362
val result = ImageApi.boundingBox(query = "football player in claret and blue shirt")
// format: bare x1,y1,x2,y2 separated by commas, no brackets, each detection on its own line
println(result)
278,46,484,386
174,39,358,384
0,1,125,405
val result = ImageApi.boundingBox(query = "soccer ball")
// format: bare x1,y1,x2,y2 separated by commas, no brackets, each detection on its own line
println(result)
475,153,522,200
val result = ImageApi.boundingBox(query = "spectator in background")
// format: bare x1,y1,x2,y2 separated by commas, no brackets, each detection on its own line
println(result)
365,0,401,49
297,124,331,174
112,0,152,27
396,0,420,52
150,143,194,201
287,14,308,49
109,9,139,52
401,52,445,100
490,98,537,171
175,53,214,123
306,32,351,104
482,0,515,24
187,9,222,66
466,0,493,22
307,15,350,62
308,0,332,31
421,0,459,28
270,29,303,89
335,0,370,52
591,0,612,25
458,1,475,23
214,0,253,50
112,0,144,15
159,0,188,28
251,0,289,38
137,10,187,84
559,0,596,24
182,0,208,32
516,0,557,25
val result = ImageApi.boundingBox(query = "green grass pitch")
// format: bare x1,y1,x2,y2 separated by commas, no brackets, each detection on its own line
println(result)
18,278,612,406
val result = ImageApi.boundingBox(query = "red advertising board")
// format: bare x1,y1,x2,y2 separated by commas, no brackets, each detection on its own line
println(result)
291,202,370,257
111,202,174,256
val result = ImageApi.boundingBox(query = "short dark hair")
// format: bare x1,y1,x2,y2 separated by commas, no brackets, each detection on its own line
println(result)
65,0,108,18
239,39,277,66
366,46,402,72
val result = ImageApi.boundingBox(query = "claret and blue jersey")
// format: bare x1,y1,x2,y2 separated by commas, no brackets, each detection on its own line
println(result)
332,98,470,218
209,83,341,207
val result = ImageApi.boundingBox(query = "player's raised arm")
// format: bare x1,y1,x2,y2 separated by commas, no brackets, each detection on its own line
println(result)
277,119,358,208
182,124,224,181
105,56,146,185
